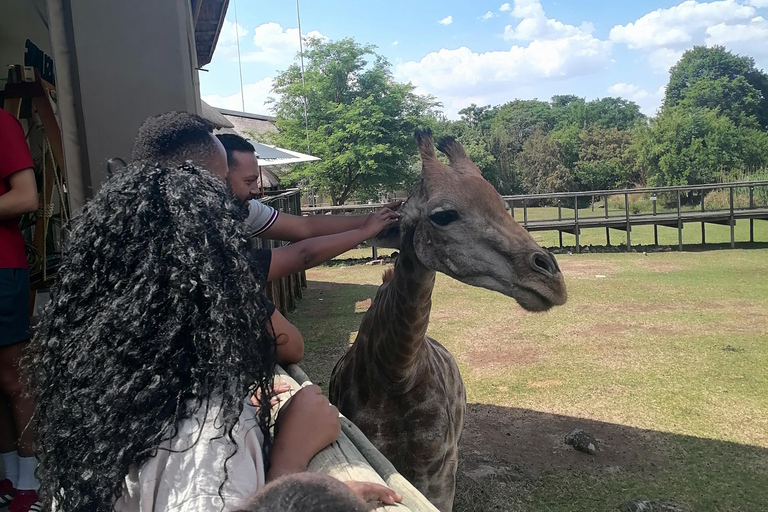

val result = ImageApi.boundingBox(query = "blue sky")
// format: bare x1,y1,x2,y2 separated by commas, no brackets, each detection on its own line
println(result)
201,0,768,119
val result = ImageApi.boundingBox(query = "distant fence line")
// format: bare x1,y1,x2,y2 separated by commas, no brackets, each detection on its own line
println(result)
302,181,768,255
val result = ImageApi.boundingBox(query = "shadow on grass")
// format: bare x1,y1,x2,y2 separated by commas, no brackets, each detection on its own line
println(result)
291,279,768,511
289,279,381,390
456,403,767,512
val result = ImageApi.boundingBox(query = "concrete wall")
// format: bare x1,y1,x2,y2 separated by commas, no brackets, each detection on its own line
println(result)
47,0,202,209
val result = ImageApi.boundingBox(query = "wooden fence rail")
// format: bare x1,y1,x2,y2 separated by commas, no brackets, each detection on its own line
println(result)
302,181,768,255
253,189,306,312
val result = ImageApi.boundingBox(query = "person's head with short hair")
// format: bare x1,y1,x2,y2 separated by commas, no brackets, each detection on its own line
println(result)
217,133,262,204
26,161,277,510
131,111,229,180
236,473,366,512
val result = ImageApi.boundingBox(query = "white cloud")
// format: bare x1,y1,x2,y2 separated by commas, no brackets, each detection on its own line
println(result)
241,22,325,64
396,34,612,118
706,16,768,56
649,48,686,73
503,0,594,41
202,77,276,115
439,16,453,26
500,3,512,12
481,11,496,21
610,0,755,49
607,83,666,115
214,19,247,55
610,1,768,72
392,40,399,46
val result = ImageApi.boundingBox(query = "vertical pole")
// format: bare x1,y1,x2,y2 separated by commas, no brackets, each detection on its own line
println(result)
296,0,311,154
749,186,754,243
701,189,706,244
558,201,563,248
730,186,735,249
523,200,528,227
625,193,631,252
604,195,610,246
653,198,658,246
574,195,580,253
677,190,683,251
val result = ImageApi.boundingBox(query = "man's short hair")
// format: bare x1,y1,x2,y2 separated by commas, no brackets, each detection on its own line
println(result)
235,473,365,512
216,133,256,169
131,111,216,164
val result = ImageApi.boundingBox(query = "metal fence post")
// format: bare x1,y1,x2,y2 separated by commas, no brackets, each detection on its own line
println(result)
677,190,683,251
749,186,754,243
558,200,563,248
701,190,706,244
604,195,610,246
730,186,735,249
625,193,630,252
574,196,580,253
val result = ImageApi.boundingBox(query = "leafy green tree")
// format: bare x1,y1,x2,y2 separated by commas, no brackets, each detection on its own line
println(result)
515,129,574,194
635,106,758,188
677,76,762,128
271,37,438,205
665,45,768,129
574,127,634,190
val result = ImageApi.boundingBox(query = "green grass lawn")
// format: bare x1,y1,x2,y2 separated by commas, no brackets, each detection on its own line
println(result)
289,250,768,512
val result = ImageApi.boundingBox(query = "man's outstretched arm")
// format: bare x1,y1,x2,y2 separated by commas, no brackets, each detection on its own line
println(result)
260,201,402,242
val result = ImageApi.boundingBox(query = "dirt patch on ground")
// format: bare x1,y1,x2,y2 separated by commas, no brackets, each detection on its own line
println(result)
459,403,669,479
634,258,685,273
563,321,687,340
558,259,621,279
465,344,542,372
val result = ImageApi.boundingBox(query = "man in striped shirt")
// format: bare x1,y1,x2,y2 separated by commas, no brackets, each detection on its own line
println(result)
131,112,399,365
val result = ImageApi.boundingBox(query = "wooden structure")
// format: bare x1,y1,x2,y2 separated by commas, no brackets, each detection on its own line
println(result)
502,181,768,252
252,189,306,313
303,181,768,254
274,364,438,512
3,65,69,310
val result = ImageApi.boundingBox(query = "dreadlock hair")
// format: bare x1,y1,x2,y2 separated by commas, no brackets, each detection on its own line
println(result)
216,133,255,169
25,161,277,511
131,111,217,164
234,473,366,512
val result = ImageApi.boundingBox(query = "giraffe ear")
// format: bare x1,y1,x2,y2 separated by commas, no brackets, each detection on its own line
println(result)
368,222,401,250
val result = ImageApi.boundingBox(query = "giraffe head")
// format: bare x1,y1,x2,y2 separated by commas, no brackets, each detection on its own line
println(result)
374,128,567,312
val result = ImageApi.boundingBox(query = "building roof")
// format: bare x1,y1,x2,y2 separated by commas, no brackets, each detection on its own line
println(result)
218,108,277,122
193,0,229,67
201,100,234,128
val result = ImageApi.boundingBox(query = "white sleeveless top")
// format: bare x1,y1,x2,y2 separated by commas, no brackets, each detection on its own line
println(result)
112,399,266,512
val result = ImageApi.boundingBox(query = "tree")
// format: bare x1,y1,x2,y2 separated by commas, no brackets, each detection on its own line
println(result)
636,106,755,189
515,130,574,194
665,45,768,129
271,37,439,205
584,97,645,131
574,127,633,191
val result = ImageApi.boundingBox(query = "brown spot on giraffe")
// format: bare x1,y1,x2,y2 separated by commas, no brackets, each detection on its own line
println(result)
329,128,567,511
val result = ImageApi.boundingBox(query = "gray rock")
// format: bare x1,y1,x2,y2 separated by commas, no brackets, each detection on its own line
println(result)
564,428,598,455
619,500,692,512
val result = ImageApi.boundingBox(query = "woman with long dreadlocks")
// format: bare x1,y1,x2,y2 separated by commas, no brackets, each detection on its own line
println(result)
22,162,351,511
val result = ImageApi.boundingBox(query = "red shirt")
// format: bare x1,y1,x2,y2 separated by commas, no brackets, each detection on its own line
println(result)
0,108,34,268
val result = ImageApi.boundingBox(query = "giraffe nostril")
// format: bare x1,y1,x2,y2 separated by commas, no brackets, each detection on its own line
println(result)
531,253,555,276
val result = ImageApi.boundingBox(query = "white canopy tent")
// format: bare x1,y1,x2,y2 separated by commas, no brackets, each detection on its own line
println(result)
245,140,320,195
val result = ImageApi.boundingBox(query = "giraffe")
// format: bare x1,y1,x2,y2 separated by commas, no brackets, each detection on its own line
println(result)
329,128,568,511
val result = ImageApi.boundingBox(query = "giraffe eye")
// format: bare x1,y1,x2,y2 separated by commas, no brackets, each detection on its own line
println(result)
429,209,459,226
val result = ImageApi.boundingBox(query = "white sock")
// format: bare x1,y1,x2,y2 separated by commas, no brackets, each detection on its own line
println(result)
17,456,39,492
1,451,19,488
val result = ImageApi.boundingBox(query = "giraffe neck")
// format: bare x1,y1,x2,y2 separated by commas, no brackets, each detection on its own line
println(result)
369,228,436,385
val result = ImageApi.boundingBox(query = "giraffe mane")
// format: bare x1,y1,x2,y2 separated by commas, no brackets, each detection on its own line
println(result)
382,267,395,283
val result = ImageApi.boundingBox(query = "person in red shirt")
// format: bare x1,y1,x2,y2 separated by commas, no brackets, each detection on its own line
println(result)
0,107,40,512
